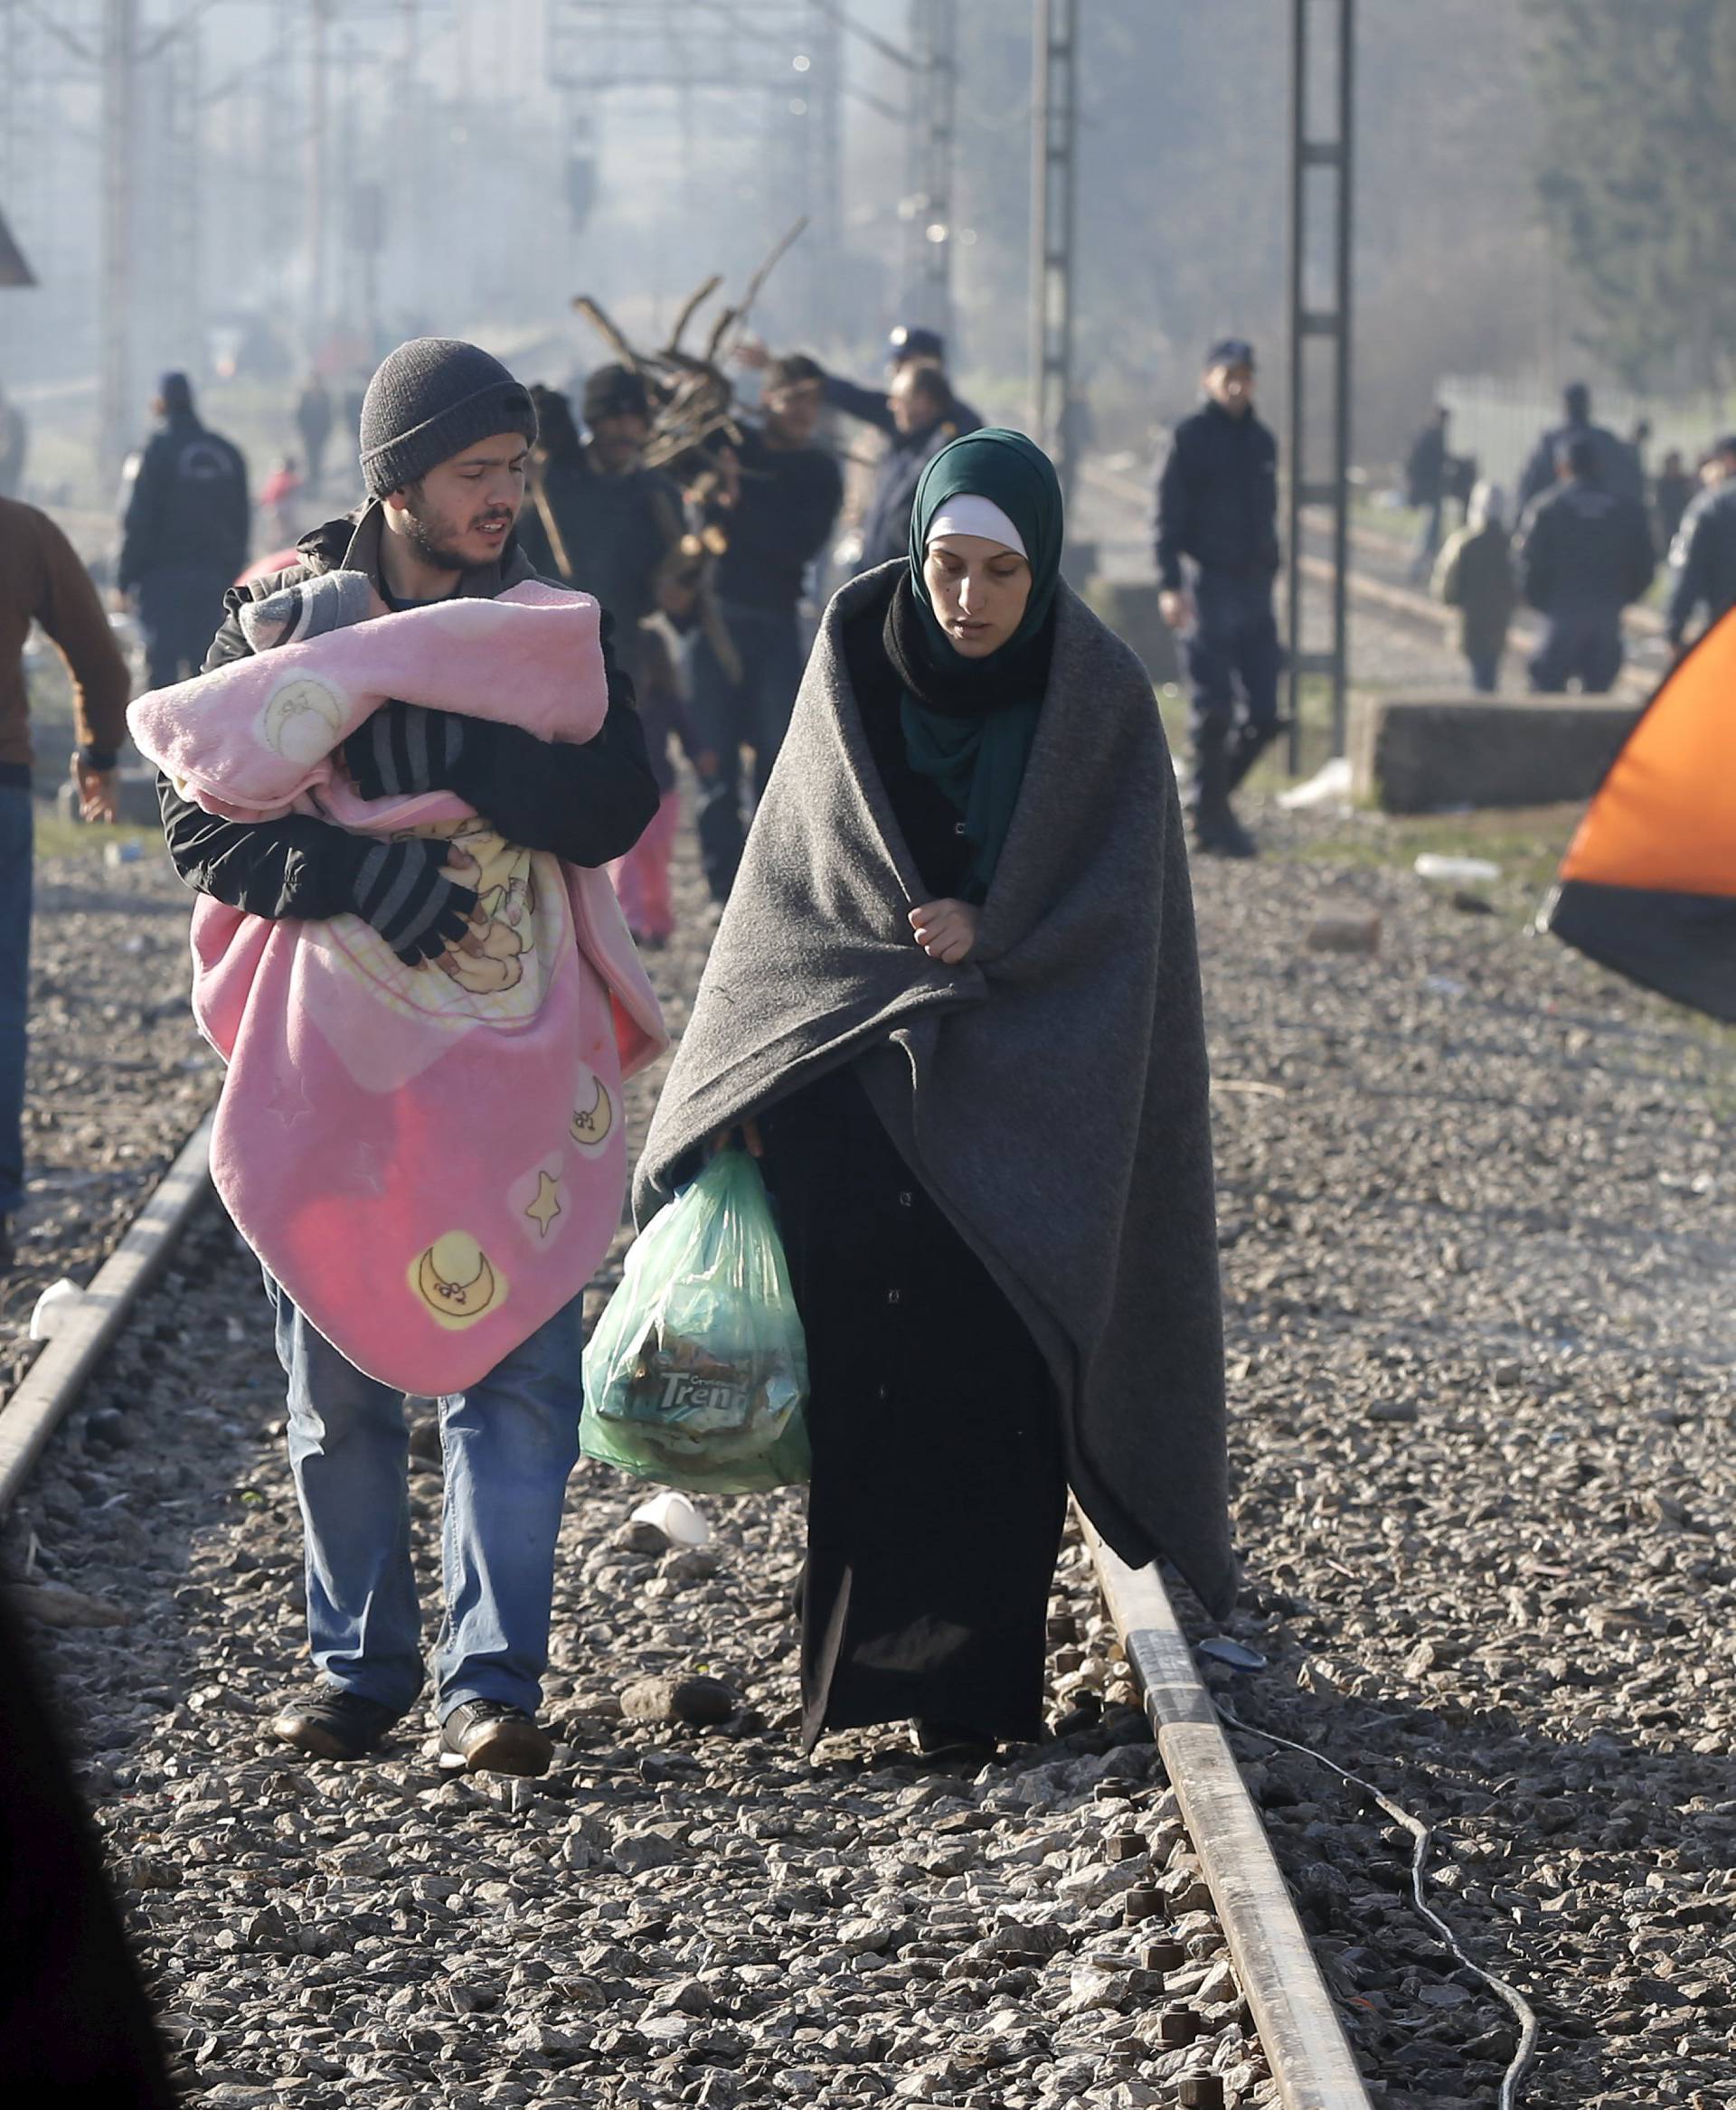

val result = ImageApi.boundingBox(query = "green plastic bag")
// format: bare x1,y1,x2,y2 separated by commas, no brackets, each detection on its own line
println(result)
580,1150,810,1493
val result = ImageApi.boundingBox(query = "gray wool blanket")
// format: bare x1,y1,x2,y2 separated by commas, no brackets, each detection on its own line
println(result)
637,562,1234,1617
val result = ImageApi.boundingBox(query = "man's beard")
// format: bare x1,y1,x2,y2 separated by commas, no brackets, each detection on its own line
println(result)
401,495,487,572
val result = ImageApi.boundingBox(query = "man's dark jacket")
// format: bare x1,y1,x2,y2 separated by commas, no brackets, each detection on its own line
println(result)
710,424,844,613
823,372,986,440
1405,421,1448,508
1153,400,1280,592
1518,480,1655,617
1665,482,1736,645
157,504,659,921
118,410,250,590
854,416,960,576
1515,418,1643,520
516,446,683,636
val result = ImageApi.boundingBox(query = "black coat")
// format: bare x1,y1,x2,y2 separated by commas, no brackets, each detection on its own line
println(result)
1515,419,1643,519
1153,400,1280,590
1519,481,1655,617
709,426,843,614
854,418,958,576
1405,422,1449,508
516,447,683,636
1665,482,1736,645
118,411,250,589
157,505,659,921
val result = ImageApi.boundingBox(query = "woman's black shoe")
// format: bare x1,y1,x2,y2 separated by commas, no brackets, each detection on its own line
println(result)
911,1718,999,1771
269,1684,407,1761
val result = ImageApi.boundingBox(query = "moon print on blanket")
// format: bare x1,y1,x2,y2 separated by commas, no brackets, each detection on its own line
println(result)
410,1231,510,1329
259,673,348,766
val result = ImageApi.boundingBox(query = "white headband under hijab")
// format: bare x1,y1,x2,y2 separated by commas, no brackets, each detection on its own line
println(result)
926,495,1029,560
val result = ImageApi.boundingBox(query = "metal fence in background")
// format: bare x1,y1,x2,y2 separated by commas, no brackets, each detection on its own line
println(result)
1438,372,1736,496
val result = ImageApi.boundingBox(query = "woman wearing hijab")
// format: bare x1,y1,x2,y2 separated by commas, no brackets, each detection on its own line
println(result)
637,429,1232,1765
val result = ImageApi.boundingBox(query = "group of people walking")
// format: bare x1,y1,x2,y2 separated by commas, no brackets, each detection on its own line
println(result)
36,333,1226,1785
1421,381,1736,697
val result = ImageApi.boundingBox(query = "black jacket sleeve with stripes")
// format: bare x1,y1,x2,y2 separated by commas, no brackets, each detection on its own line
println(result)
158,581,660,922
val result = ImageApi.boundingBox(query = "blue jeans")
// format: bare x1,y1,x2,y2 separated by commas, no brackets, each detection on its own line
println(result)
688,599,807,901
0,787,31,1218
1467,650,1500,694
265,1276,583,1719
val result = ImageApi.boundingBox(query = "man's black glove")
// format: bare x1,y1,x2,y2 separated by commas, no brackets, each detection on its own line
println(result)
343,700,474,801
341,836,478,966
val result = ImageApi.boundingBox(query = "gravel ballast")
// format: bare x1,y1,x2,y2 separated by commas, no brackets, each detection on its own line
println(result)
1,770,1730,2107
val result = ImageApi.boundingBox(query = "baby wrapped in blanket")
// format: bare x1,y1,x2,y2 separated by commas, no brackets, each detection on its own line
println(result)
131,570,666,1395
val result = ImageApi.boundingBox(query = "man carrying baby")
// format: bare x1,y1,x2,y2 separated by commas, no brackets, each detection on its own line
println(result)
156,339,659,1775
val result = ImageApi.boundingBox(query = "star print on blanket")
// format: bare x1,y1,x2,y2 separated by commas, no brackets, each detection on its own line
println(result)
129,578,668,1394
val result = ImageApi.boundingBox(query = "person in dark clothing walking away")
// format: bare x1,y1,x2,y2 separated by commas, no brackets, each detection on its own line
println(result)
1515,381,1643,521
1404,404,1453,582
294,372,335,495
1518,434,1655,694
688,353,844,900
517,366,684,636
1154,337,1282,859
118,372,250,689
0,495,130,1274
1433,479,1516,692
1665,436,1736,655
152,338,660,1778
0,383,26,499
1653,447,1696,556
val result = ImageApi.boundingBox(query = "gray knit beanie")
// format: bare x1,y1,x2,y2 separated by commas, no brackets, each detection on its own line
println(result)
358,337,538,498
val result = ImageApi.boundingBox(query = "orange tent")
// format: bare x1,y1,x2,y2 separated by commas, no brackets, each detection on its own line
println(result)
1543,610,1736,1020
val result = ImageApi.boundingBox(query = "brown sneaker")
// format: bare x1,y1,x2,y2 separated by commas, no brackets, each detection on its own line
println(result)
439,1700,552,1776
270,1684,407,1761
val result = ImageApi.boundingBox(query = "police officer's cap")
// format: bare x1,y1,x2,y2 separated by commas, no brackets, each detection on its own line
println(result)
1205,337,1256,372
889,325,947,365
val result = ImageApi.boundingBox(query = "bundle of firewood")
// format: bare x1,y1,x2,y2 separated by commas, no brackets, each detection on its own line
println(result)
571,218,807,489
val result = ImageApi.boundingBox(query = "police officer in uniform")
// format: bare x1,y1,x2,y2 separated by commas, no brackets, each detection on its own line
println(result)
1154,338,1281,858
1518,433,1655,693
117,372,250,690
1665,435,1736,655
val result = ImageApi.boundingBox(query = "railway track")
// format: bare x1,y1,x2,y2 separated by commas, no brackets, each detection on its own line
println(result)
3,991,1382,2103
1,1103,1378,2110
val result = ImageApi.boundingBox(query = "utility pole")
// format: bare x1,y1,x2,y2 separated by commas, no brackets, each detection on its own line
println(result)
1285,0,1356,766
903,0,955,336
805,0,844,343
307,0,331,365
99,0,140,478
1029,0,1079,500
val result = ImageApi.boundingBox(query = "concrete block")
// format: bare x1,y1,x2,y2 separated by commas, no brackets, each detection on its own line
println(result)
1352,693,1641,815
1082,578,1181,685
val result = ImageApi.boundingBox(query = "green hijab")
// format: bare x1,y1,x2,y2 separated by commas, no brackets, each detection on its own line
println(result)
898,428,1066,904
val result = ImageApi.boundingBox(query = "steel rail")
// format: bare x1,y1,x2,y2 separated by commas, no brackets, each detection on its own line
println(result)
1080,1513,1374,2110
0,1112,213,1516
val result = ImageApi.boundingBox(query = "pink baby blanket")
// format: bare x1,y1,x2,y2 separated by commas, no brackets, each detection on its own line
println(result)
129,579,667,1395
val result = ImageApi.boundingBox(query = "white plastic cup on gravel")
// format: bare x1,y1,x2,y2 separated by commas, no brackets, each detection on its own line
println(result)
1413,852,1500,886
29,1277,84,1342
629,1489,712,1550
